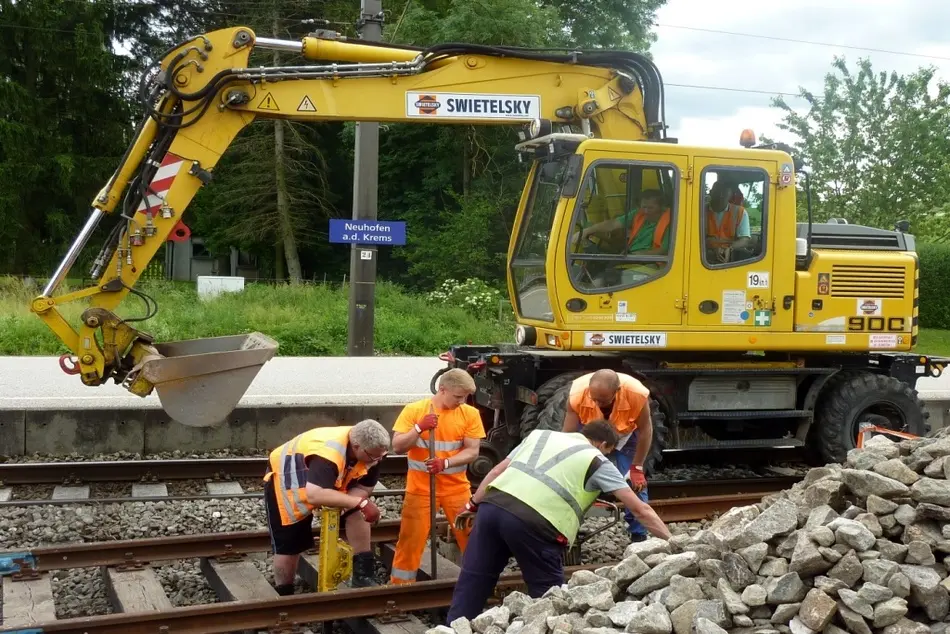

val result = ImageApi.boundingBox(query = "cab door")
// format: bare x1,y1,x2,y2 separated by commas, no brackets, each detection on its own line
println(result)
686,158,777,330
553,150,689,327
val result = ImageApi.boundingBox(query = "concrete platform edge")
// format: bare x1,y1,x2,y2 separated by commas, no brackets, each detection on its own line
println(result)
1,398,947,457
0,404,408,456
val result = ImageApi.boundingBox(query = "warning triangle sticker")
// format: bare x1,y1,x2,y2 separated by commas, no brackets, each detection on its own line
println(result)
258,92,280,111
297,96,317,112
608,87,621,101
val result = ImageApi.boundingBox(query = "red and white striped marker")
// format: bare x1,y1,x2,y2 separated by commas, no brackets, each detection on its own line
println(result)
136,152,185,217
133,152,192,242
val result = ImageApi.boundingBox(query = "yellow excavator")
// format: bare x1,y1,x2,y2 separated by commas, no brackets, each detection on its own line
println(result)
31,26,944,467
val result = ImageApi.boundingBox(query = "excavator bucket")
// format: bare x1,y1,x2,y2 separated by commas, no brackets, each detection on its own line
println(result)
134,332,278,428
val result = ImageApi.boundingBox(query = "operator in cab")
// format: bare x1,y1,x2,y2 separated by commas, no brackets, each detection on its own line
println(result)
389,368,485,584
262,418,391,594
572,189,671,259
444,421,671,622
705,179,752,263
563,369,654,541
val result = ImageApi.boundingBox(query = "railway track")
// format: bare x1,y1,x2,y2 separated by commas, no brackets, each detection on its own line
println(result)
0,445,808,486
0,459,801,509
0,484,789,634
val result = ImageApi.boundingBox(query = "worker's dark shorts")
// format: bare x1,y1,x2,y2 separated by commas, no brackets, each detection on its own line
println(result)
264,479,360,556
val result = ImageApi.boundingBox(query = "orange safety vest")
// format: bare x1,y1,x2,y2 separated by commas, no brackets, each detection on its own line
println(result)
263,426,370,526
625,209,671,251
706,203,747,248
569,372,650,437
401,397,473,496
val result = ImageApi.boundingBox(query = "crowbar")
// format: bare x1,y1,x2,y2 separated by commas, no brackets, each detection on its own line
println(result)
428,402,438,579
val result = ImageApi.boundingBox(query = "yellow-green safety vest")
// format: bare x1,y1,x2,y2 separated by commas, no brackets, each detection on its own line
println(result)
488,430,602,546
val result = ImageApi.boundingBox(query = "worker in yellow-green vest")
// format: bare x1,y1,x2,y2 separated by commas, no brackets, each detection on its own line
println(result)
443,420,672,623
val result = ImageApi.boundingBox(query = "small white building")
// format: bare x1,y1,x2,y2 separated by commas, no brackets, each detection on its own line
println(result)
163,236,260,281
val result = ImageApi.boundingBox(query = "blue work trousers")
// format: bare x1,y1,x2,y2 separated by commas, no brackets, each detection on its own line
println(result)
608,431,649,538
445,502,565,624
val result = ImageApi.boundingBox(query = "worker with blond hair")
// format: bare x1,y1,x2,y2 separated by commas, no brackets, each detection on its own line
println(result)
389,368,485,584
563,369,654,541
263,418,391,594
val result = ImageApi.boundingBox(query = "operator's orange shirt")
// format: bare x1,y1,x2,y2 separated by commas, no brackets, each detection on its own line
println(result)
569,372,650,436
392,397,486,497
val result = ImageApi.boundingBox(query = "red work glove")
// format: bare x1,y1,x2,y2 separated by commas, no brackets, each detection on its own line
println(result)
628,465,647,492
414,413,438,433
356,498,380,524
455,497,478,532
425,458,449,474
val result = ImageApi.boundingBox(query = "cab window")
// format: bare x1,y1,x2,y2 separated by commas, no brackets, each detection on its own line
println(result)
700,167,768,269
566,161,678,293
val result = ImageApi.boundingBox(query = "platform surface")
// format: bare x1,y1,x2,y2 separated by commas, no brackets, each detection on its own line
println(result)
0,356,446,410
2,355,949,411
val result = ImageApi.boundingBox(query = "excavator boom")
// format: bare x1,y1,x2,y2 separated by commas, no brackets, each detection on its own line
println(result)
31,26,667,427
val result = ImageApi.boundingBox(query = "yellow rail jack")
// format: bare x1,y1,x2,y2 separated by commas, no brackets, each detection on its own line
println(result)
317,506,353,592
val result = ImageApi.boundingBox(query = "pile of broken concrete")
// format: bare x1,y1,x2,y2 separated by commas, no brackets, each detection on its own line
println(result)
437,429,950,634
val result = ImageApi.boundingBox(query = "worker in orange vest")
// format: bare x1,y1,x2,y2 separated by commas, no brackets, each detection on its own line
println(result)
389,368,485,584
571,189,671,257
705,180,752,262
262,419,391,594
562,369,655,541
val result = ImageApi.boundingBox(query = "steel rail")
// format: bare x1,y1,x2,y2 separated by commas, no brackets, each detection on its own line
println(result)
0,454,801,494
0,564,601,634
0,488,414,508
649,491,774,522
0,474,801,509
0,485,789,575
0,518,446,575
0,455,409,485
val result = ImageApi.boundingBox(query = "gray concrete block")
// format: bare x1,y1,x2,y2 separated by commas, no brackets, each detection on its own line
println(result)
207,481,244,496
254,406,364,451
25,410,145,455
0,410,25,457
52,485,90,500
143,408,256,454
0,488,11,502
132,483,168,497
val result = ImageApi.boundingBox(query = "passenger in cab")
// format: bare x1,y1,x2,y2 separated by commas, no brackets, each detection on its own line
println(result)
705,180,752,263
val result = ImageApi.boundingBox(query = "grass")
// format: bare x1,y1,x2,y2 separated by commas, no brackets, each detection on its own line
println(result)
0,276,515,357
4,274,950,359
915,329,950,358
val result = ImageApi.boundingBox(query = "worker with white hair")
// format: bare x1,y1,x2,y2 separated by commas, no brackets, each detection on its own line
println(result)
262,418,391,593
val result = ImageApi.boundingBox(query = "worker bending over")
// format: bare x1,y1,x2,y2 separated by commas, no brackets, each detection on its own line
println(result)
389,368,485,584
563,369,654,541
444,421,671,622
262,419,390,594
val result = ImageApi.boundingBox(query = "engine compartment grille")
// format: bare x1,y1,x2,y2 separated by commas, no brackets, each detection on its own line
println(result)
831,264,906,298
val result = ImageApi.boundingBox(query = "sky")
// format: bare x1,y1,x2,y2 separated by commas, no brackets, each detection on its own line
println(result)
647,0,950,149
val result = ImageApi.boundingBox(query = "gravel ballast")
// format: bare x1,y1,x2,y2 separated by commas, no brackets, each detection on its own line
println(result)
439,428,950,634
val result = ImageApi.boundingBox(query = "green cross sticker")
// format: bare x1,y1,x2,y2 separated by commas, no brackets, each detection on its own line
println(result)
754,310,771,327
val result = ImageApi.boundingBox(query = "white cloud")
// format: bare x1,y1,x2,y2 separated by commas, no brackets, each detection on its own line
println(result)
648,0,950,148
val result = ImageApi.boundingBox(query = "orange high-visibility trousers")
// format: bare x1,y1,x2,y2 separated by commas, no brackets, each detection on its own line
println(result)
390,491,472,584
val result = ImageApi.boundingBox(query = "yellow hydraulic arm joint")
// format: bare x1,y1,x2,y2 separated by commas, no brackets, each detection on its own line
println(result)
318,507,354,592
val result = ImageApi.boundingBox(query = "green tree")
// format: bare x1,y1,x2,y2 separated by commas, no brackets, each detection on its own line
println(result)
767,57,950,239
185,0,354,282
0,0,132,274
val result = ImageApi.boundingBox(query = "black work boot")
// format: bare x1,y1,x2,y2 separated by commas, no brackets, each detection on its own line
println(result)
351,551,378,587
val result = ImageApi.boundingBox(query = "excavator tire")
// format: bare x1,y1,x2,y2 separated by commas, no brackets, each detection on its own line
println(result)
519,371,669,476
812,371,930,464
519,371,587,438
